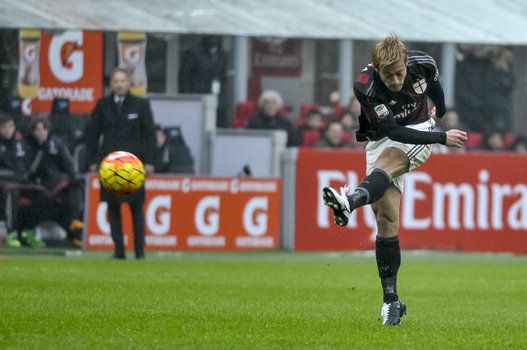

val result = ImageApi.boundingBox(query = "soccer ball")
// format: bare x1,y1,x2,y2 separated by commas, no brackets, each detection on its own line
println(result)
99,151,145,195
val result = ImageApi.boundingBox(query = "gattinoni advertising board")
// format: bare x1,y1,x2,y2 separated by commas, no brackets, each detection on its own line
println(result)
85,176,281,251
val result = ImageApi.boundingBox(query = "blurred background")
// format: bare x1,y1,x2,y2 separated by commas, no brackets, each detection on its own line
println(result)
1,0,526,253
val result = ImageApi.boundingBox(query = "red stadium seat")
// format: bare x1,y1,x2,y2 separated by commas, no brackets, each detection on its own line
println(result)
231,116,248,128
236,101,256,119
301,130,321,147
342,130,352,145
466,132,483,149
333,104,349,118
231,101,257,128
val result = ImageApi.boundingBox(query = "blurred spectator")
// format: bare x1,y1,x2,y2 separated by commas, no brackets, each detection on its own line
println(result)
433,108,468,156
304,108,324,130
26,117,84,247
179,35,228,128
455,45,514,134
154,125,194,174
483,131,505,152
337,110,362,149
511,136,527,153
339,110,359,131
349,93,361,119
0,114,49,247
316,121,345,148
5,97,30,133
441,109,467,131
247,90,299,147
488,47,514,132
296,108,324,146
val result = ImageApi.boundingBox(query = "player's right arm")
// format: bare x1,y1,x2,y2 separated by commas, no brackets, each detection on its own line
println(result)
444,129,467,148
367,102,466,147
354,87,462,146
353,67,466,147
354,86,444,144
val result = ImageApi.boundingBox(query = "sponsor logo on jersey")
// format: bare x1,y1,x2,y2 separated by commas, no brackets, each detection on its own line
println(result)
394,102,418,119
413,78,427,94
374,104,389,118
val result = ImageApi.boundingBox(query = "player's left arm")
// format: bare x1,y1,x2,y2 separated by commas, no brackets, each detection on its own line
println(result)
427,79,446,119
420,54,447,119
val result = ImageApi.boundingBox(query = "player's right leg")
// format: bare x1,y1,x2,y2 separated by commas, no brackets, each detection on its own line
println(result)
322,147,406,227
322,186,351,226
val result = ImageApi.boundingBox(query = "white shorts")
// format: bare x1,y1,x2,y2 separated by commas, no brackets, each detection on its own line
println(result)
365,118,436,193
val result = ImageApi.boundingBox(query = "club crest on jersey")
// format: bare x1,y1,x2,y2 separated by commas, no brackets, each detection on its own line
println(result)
374,104,389,119
413,78,427,94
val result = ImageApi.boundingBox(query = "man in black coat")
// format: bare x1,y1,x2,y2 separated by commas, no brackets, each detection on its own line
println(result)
179,36,228,127
85,68,156,259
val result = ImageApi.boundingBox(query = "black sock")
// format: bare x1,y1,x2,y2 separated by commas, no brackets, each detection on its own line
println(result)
347,168,391,210
375,235,401,303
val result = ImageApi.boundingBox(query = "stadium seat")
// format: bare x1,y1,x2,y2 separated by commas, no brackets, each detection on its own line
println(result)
301,130,321,147
333,104,349,118
504,133,515,148
342,130,353,145
231,101,256,128
466,132,483,149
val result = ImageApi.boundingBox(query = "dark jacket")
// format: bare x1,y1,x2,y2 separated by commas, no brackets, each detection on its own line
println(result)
247,111,299,147
154,141,194,174
26,135,76,191
86,93,156,167
86,92,156,203
0,133,29,183
179,41,227,95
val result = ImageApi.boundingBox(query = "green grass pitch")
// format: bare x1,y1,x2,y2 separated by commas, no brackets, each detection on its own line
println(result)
0,249,526,349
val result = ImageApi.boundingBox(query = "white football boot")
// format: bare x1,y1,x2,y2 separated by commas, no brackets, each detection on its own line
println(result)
322,185,351,226
381,300,407,326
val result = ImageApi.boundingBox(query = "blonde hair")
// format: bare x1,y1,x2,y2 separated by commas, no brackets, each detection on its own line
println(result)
372,34,407,69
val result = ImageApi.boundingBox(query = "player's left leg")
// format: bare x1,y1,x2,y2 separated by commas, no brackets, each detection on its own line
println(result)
372,185,407,325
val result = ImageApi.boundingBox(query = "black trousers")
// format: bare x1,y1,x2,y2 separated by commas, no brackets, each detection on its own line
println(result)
106,198,145,257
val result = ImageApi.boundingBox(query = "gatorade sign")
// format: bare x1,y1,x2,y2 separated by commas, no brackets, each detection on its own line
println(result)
31,31,103,114
84,175,281,251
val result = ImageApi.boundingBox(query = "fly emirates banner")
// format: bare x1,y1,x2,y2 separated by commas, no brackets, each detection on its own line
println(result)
295,149,527,254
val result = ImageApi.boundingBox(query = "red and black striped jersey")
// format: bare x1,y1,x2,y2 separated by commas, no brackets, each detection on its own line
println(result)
353,50,439,128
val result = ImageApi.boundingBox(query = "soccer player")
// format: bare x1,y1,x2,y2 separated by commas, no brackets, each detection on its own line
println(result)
322,35,467,325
